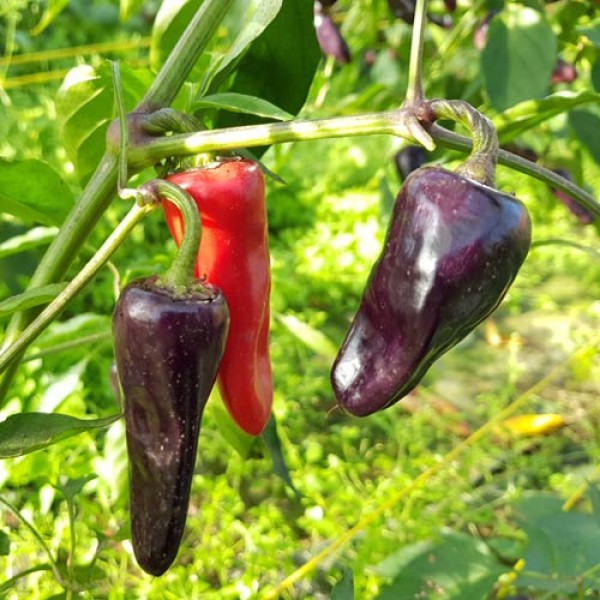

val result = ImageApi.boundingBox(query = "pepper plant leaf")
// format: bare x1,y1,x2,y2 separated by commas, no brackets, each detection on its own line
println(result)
0,159,74,226
0,413,121,458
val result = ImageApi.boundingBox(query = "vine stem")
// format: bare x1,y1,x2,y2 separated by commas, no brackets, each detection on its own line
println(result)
429,124,600,218
134,109,437,168
142,180,202,293
404,0,429,105
126,109,599,219
0,203,155,374
261,336,600,600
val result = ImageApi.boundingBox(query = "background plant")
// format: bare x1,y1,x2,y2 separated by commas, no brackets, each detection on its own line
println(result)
0,0,599,598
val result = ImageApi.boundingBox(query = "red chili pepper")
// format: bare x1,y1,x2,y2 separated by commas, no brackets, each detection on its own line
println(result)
162,159,272,435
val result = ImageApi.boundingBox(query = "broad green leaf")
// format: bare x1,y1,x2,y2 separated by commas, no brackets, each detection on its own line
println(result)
261,414,299,495
482,5,556,111
208,396,256,459
495,90,600,142
0,159,74,226
514,493,600,592
29,0,69,35
56,62,151,184
569,110,600,165
375,530,507,600
0,226,57,259
0,283,67,319
201,0,283,93
276,313,338,359
192,92,293,121
213,0,320,134
150,0,281,86
0,412,121,458
590,484,600,530
577,20,600,48
331,568,354,600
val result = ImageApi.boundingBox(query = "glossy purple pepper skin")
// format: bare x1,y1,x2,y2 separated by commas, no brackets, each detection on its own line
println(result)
314,2,351,64
113,276,229,576
331,167,531,416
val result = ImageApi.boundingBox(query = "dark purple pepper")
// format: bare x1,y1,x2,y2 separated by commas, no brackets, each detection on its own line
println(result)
550,59,577,85
331,167,531,416
394,146,428,180
314,3,351,64
113,276,229,576
551,169,594,225
387,0,416,23
444,0,457,11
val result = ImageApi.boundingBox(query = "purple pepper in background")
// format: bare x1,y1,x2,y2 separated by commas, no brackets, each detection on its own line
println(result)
551,169,594,225
331,167,531,416
394,145,428,180
314,1,351,64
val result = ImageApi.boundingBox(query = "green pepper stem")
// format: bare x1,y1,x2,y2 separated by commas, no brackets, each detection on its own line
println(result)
143,180,202,293
0,202,155,375
427,99,499,185
404,0,429,105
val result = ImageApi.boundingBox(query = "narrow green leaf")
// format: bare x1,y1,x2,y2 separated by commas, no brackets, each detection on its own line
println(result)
495,90,600,142
261,414,300,496
276,313,338,359
0,283,67,319
208,397,256,459
30,0,69,35
0,530,9,556
0,227,57,259
0,413,121,458
0,565,53,594
0,159,74,226
192,92,293,121
482,5,556,111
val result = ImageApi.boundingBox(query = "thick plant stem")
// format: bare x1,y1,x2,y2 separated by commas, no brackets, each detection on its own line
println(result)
0,0,233,401
0,203,155,375
404,0,429,105
135,109,437,165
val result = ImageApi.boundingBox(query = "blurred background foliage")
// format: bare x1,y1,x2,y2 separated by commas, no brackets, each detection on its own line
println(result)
1,0,600,598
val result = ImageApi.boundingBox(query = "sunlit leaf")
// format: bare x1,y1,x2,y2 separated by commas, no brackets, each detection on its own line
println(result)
192,92,293,120
0,413,121,458
482,5,556,111
0,283,67,319
0,159,74,226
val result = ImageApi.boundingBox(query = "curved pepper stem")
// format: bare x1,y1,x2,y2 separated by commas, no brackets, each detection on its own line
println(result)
141,180,202,295
426,99,499,186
